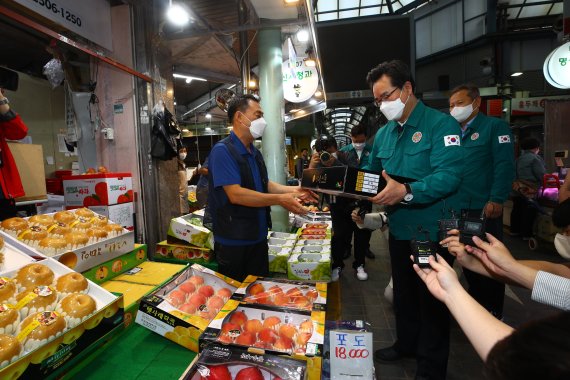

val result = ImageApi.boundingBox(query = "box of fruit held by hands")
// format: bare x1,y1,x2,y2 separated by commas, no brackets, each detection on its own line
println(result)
135,264,240,352
0,259,123,380
232,276,327,312
200,301,325,379
180,343,308,380
167,213,214,250
63,172,133,208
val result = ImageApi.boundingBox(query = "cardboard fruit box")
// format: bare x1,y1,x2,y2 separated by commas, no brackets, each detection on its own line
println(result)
154,240,213,264
232,276,327,312
63,172,133,207
180,343,307,380
200,300,325,380
0,210,135,273
0,258,123,380
268,246,292,274
287,253,332,282
167,214,214,250
82,244,148,285
135,264,240,352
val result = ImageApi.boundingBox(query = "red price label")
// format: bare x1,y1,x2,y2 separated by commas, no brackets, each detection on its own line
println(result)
335,347,370,359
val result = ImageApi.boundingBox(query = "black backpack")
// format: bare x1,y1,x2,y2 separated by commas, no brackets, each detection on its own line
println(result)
150,107,180,160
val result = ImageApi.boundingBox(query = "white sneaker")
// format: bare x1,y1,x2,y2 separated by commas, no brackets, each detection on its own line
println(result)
331,267,342,282
356,265,368,281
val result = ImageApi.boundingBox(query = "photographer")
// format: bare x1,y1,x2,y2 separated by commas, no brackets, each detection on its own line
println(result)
308,135,362,281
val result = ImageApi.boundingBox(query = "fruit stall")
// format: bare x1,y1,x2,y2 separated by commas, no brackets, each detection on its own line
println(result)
0,204,360,380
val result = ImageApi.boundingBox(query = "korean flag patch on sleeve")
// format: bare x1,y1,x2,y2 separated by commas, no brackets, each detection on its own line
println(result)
444,135,460,146
498,135,511,144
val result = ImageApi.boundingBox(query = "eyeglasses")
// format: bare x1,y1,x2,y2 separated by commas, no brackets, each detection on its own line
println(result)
373,87,399,108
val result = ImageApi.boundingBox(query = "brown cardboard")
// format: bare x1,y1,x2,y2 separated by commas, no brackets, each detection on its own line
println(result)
8,142,47,202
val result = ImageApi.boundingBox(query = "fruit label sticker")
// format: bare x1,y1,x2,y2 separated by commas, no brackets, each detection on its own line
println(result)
0,277,10,288
34,286,54,297
330,330,373,379
0,303,13,313
16,311,60,342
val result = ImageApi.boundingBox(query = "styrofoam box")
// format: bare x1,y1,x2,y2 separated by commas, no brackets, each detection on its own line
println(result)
0,241,39,275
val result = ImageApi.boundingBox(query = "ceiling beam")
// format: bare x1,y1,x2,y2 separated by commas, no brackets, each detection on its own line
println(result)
164,18,307,40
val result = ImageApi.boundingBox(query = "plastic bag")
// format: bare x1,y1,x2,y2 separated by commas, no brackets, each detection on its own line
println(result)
43,58,65,88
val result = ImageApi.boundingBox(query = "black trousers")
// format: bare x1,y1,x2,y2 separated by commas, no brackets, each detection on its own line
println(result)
462,212,505,318
330,199,370,270
389,236,453,380
214,240,269,282
0,197,17,221
510,196,538,238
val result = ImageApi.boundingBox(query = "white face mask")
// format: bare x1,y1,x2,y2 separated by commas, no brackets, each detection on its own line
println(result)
379,89,409,121
450,101,475,123
353,142,365,151
241,113,267,139
554,233,570,259
332,152,338,159
179,153,187,160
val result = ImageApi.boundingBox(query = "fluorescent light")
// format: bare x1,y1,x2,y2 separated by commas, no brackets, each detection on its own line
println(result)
309,99,317,105
296,29,309,42
173,73,207,83
511,72,523,77
314,91,322,97
205,113,212,119
174,101,177,106
167,4,190,26
205,127,212,131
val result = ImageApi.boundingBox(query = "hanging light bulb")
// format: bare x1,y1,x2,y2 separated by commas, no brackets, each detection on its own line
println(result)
167,1,190,26
296,29,309,42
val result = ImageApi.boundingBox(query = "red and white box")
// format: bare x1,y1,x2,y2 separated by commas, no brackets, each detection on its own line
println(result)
63,172,133,207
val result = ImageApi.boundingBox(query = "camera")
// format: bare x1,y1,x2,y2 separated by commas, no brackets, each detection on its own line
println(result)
320,151,331,162
458,209,487,246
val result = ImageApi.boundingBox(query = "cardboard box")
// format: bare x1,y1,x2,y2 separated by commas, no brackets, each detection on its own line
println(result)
63,172,133,207
112,261,186,286
232,276,327,312
167,213,214,249
82,244,148,285
154,240,213,264
9,142,47,203
267,237,296,248
267,231,297,240
0,240,38,275
301,167,384,200
135,264,240,352
0,218,135,273
200,300,324,380
180,344,307,380
83,202,134,231
292,244,331,254
0,258,124,380
287,253,332,282
268,246,292,274
101,281,157,329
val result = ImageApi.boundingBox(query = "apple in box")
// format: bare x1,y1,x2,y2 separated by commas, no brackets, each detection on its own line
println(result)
63,173,133,207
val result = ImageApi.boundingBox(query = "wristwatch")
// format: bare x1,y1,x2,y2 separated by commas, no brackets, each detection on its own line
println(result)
0,97,8,106
403,183,414,202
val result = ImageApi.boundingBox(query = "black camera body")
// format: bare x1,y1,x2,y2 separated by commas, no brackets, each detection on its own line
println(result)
411,239,438,268
314,135,336,153
459,216,486,246
320,151,331,162
438,209,459,244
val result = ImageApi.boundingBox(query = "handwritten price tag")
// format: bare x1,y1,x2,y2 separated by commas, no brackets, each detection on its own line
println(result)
330,330,374,379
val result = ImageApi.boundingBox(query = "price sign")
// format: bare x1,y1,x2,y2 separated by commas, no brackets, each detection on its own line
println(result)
330,330,374,379
282,58,319,103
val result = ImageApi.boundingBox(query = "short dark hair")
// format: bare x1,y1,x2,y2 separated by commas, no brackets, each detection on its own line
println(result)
553,198,570,228
450,83,480,100
366,60,415,92
351,124,367,137
301,148,308,152
520,137,540,150
484,312,570,380
227,94,260,123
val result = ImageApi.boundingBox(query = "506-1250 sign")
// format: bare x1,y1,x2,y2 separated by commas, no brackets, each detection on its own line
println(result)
30,0,82,27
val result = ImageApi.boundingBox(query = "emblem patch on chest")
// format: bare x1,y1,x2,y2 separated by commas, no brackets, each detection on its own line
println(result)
444,135,460,146
498,135,511,143
471,132,479,141
412,132,422,143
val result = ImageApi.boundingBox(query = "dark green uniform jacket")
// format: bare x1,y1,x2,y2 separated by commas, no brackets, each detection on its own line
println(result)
364,101,464,241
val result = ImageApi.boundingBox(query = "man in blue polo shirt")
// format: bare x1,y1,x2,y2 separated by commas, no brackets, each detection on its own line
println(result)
205,94,315,281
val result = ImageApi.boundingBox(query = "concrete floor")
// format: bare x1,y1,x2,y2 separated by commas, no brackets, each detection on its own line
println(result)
337,229,564,380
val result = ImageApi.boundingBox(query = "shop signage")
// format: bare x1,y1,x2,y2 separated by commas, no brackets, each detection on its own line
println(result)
14,0,113,51
543,41,570,89
512,95,570,116
282,58,319,103
330,330,373,379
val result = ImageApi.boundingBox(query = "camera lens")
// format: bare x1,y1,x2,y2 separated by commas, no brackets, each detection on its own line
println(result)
320,152,331,162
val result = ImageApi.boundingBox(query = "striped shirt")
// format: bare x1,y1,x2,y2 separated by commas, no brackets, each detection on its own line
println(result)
531,271,570,311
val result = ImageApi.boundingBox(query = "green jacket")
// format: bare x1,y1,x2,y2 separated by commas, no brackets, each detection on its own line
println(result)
457,113,515,210
364,101,464,241
340,143,373,168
